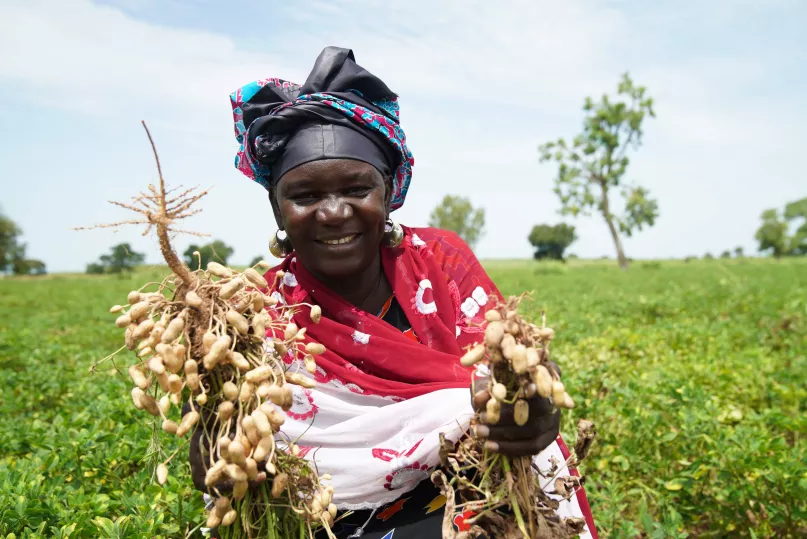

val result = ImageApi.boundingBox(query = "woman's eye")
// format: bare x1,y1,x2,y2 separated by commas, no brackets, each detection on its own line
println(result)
291,193,318,204
345,186,372,197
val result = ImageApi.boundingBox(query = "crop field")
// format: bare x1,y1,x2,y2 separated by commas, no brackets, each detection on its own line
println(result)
1,259,805,538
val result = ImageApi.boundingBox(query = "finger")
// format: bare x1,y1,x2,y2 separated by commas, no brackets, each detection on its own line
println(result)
470,374,489,399
472,388,491,411
480,394,555,426
485,428,559,457
547,360,561,379
481,409,560,442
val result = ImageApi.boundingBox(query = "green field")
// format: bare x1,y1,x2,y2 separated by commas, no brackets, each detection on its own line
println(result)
1,259,806,538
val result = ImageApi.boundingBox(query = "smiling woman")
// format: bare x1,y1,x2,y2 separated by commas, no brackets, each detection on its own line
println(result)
187,46,597,539
272,158,393,310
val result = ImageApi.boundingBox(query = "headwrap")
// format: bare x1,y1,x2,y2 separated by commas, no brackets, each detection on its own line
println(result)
230,47,415,211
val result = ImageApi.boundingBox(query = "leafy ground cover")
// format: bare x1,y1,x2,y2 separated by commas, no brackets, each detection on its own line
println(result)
1,259,805,538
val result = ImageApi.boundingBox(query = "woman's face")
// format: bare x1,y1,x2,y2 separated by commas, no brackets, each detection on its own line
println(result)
272,159,391,281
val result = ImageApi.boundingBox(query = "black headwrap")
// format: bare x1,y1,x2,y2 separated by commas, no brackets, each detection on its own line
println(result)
239,47,400,184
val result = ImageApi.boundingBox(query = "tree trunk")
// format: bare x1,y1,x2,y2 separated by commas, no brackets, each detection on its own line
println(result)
600,184,629,269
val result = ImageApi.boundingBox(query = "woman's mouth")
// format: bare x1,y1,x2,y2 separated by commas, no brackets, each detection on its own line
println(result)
318,234,359,246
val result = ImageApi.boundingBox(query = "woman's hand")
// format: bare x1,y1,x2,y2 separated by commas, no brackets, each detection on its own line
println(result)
184,403,268,495
470,363,561,457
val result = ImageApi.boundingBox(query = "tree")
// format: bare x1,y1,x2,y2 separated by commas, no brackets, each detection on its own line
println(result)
1,212,46,276
720,250,732,259
12,258,46,275
249,255,266,267
703,252,714,260
428,195,486,250
184,240,235,270
88,243,145,274
784,196,807,255
539,74,658,269
734,246,744,258
528,223,577,260
755,209,789,258
1,212,22,273
86,262,106,275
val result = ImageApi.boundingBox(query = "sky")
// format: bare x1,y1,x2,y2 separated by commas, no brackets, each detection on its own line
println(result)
1,0,805,272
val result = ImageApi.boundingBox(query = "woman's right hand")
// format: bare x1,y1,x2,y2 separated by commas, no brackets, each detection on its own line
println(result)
184,402,268,494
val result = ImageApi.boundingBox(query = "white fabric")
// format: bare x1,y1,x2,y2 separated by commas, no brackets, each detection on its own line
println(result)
277,367,593,539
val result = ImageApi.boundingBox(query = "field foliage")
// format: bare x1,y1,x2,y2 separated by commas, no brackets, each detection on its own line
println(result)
1,259,805,538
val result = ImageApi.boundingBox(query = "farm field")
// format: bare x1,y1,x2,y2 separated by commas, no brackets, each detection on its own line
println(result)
1,259,806,538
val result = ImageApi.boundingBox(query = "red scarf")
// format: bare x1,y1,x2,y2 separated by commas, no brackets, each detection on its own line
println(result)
263,226,503,400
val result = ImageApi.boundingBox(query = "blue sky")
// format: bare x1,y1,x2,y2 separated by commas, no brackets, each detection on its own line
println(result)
1,0,805,272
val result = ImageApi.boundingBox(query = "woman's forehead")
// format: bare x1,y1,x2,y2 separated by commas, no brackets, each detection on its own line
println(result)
277,159,382,188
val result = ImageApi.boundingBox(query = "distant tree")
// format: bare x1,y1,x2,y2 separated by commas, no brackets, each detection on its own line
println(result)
720,250,732,259
703,252,714,260
184,240,235,270
428,195,486,250
86,262,106,275
249,255,266,267
784,196,807,255
734,246,744,258
12,258,46,275
566,253,579,260
528,223,577,260
1,211,23,273
539,74,658,269
684,256,697,263
88,243,146,274
755,209,789,258
0,212,46,276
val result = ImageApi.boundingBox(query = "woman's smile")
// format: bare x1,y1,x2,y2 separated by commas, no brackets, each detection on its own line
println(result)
317,233,360,246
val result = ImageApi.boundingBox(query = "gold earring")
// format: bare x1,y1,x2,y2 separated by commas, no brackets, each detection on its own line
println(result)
381,219,404,248
269,229,293,258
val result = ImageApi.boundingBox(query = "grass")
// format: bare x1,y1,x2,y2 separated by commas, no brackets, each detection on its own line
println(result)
1,259,805,538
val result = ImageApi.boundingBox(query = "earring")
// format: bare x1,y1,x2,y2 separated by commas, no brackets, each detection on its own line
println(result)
381,218,404,248
269,229,293,258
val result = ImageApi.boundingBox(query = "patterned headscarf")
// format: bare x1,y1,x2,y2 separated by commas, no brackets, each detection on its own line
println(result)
230,47,415,211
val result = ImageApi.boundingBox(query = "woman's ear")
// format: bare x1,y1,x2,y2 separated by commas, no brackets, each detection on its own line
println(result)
268,186,284,230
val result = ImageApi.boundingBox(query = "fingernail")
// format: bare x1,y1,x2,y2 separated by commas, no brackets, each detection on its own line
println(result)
474,425,489,438
485,440,499,452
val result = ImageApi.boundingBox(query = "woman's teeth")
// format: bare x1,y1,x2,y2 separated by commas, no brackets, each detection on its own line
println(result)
321,235,357,245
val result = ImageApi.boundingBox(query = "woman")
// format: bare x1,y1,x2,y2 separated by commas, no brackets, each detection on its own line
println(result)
193,46,597,539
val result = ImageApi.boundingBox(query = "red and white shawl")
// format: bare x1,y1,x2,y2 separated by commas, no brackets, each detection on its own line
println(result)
261,226,597,538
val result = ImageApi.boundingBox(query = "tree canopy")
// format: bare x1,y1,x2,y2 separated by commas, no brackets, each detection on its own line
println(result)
539,74,658,269
86,243,145,274
428,195,486,250
784,196,807,255
184,240,235,270
1,213,22,273
1,211,46,275
528,223,577,260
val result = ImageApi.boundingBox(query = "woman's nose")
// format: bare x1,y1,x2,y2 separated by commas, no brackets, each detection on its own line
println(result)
315,195,352,224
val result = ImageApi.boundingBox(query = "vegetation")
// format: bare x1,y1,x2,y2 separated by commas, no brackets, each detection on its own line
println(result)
528,223,577,260
1,211,46,276
539,74,659,269
85,243,145,275
249,255,265,268
755,197,807,257
183,240,234,270
1,258,804,537
428,195,486,250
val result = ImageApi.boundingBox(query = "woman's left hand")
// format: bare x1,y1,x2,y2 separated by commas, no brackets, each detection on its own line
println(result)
470,364,561,457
